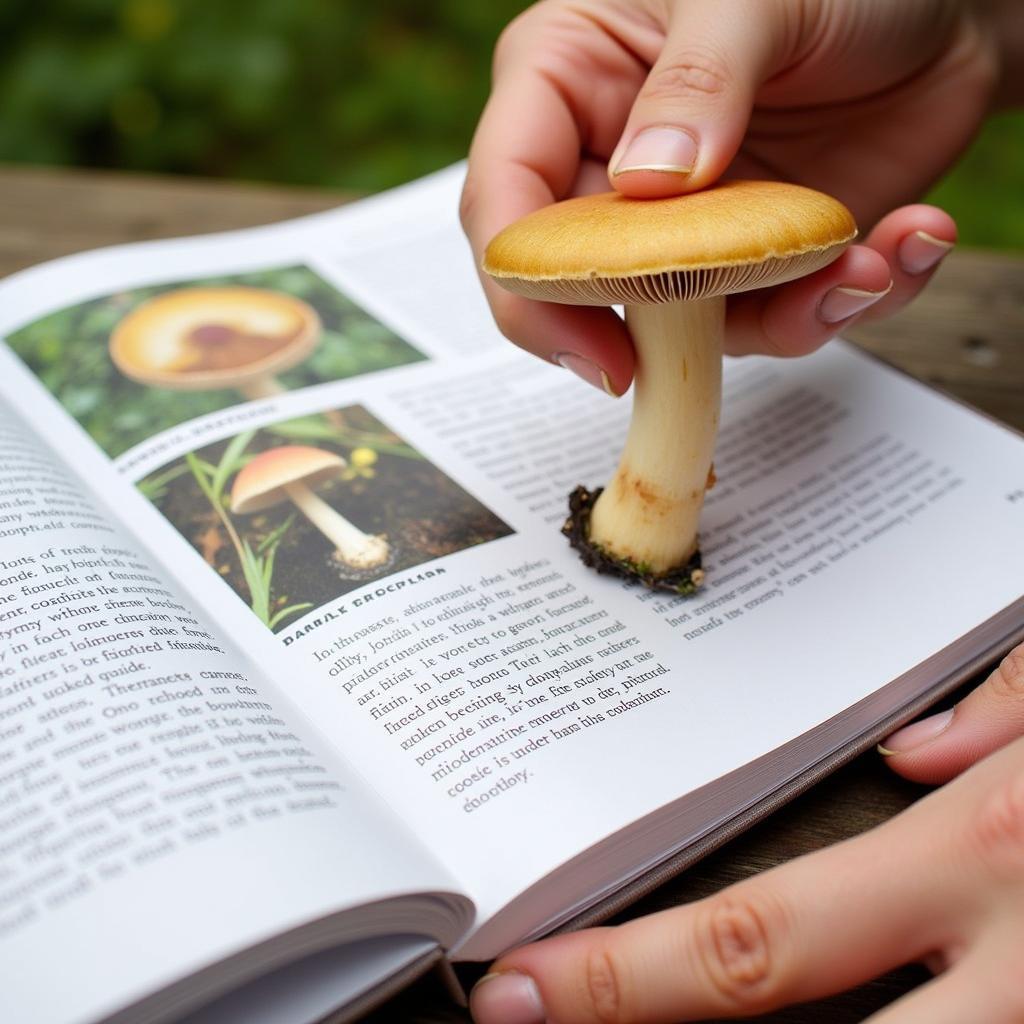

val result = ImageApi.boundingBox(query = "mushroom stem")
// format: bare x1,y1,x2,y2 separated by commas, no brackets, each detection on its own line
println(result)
282,481,389,569
589,295,724,574
238,376,287,401
238,378,347,428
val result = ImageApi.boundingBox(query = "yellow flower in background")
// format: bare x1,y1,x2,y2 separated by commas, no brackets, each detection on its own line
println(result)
341,447,377,480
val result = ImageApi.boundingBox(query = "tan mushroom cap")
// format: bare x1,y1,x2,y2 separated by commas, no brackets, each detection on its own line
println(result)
231,446,345,514
110,286,321,390
483,180,857,305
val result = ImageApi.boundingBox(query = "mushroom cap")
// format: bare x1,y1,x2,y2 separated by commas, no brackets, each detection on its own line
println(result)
482,181,857,305
231,445,346,514
110,286,321,390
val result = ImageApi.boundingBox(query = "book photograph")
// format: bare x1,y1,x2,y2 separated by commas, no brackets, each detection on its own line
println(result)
5,264,426,458
138,404,515,631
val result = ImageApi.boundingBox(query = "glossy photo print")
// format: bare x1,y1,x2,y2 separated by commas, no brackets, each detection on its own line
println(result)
139,404,514,631
6,264,426,458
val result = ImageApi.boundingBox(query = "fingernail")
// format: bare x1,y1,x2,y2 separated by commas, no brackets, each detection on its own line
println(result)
553,352,619,396
470,971,545,1024
612,126,698,177
818,282,892,324
878,708,954,755
899,230,955,275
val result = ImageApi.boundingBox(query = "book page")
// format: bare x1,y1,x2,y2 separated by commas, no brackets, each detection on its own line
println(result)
256,345,1024,954
0,397,468,1023
2,166,1022,962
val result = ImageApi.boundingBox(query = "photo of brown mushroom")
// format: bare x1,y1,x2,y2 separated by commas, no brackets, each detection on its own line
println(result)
6,265,426,458
139,405,513,632
109,286,322,401
484,181,856,594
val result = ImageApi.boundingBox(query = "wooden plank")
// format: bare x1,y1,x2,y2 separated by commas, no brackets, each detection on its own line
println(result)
0,165,342,279
848,249,1024,432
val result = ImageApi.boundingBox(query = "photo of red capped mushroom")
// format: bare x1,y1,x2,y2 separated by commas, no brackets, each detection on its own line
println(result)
231,445,391,573
6,265,426,458
139,405,513,632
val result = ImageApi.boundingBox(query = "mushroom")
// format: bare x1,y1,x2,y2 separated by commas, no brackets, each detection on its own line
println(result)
230,445,390,570
483,180,856,592
110,286,321,400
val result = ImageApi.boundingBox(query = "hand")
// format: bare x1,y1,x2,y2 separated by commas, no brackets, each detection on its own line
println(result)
880,643,1024,783
470,712,1024,1023
461,0,1001,394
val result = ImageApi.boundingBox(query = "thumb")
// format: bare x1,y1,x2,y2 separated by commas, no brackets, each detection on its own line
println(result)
609,0,788,198
880,645,1024,785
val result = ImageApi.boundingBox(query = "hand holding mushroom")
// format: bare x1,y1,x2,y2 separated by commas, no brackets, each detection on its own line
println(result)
484,182,855,591
460,0,969,396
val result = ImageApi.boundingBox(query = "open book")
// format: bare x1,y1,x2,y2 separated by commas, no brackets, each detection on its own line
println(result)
1,165,1022,1024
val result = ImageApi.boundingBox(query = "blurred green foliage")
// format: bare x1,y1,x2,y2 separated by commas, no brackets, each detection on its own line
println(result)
928,112,1024,249
0,0,528,190
0,1,1021,248
6,265,424,457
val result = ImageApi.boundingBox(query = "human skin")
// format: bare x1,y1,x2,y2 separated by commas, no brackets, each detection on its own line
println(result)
462,1,1024,1021
459,0,1005,392
471,691,1024,1023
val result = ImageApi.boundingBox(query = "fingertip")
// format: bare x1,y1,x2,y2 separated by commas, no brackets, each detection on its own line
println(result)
880,207,957,282
470,970,545,1024
486,290,635,396
827,244,895,294
608,124,700,198
898,230,956,276
611,167,699,199
879,651,1024,785
853,205,957,322
608,124,734,198
873,204,957,251
878,746,964,787
470,933,589,1024
877,708,968,785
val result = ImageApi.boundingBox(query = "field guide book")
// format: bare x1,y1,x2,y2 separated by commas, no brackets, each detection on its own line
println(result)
0,165,1022,1024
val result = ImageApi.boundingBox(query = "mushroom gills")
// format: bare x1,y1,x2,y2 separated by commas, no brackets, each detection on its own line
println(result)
481,182,857,591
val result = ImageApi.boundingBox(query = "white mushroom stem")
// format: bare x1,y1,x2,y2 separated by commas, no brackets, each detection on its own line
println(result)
238,375,287,401
282,481,389,569
238,378,347,428
588,295,724,574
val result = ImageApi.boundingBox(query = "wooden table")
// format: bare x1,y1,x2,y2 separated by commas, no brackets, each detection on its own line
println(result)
2,166,1021,1024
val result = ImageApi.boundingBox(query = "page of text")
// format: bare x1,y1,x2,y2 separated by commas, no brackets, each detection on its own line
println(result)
0,397,467,1024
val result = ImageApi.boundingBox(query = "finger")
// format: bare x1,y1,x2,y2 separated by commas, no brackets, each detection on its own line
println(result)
723,203,955,357
725,244,893,358
483,291,634,397
462,76,634,392
880,646,1024,785
461,38,635,391
855,205,957,322
461,64,576,259
609,0,789,197
471,809,962,1024
863,963,1001,1024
